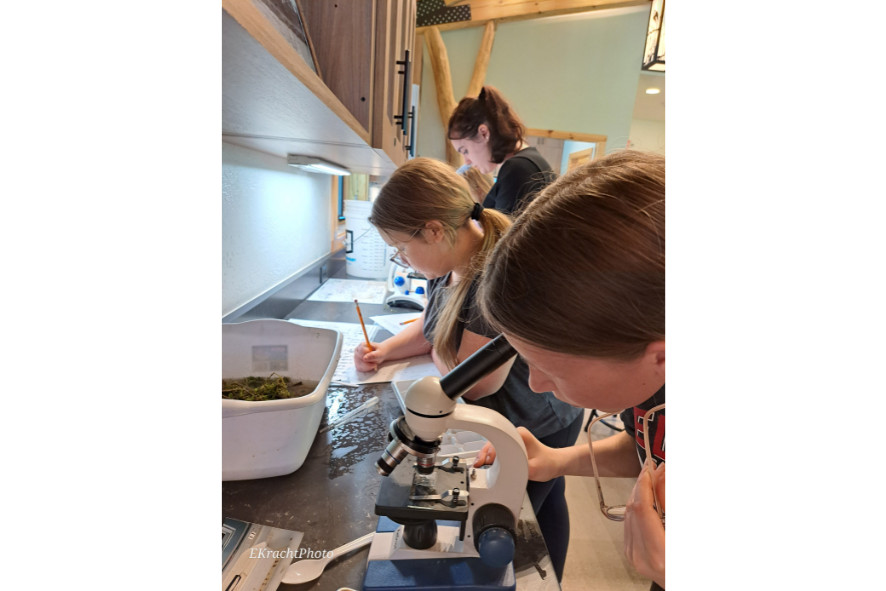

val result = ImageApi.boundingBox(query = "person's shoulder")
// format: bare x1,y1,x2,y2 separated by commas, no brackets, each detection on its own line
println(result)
508,147,551,173
499,151,541,177
427,273,450,292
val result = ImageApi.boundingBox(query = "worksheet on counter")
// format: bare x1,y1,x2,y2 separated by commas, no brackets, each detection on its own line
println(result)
289,319,378,384
305,278,388,304
369,312,422,336
289,319,439,385
340,353,441,385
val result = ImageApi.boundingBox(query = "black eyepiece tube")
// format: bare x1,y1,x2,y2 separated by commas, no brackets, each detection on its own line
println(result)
439,334,516,400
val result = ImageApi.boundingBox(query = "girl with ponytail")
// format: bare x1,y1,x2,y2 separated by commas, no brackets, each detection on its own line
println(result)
448,86,556,216
355,157,583,582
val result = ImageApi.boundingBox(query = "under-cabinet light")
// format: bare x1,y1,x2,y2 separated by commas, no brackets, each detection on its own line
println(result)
287,155,351,176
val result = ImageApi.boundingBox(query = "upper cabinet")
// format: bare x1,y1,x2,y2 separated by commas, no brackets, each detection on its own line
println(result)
222,0,416,176
297,0,416,168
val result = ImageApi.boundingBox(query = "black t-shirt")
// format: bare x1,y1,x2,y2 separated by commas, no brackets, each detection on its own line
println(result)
620,384,666,466
423,273,582,439
483,147,556,216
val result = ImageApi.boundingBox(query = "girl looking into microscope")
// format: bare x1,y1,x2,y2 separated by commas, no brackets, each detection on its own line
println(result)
475,150,666,589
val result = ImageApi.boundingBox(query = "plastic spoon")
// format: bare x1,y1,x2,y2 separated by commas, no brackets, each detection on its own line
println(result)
281,533,374,585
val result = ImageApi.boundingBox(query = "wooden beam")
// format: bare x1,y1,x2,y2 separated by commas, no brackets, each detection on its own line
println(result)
465,21,495,98
424,27,461,166
417,0,649,33
526,128,608,143
413,32,424,90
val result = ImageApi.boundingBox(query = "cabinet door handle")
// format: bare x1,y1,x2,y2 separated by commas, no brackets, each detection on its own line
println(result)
405,105,416,157
394,49,411,134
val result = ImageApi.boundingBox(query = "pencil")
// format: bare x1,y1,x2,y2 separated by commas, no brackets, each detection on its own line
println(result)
354,299,375,352
400,318,419,325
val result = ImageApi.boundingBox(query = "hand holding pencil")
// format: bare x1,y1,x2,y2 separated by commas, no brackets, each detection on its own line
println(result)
354,299,380,372
354,299,374,352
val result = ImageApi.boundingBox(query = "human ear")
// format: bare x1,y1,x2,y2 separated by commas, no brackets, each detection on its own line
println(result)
423,220,446,243
645,341,665,377
477,124,490,143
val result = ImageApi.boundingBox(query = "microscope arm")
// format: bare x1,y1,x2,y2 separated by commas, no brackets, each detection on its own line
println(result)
447,403,528,519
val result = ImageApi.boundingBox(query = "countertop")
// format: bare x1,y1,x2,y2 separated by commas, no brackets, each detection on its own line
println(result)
222,291,558,591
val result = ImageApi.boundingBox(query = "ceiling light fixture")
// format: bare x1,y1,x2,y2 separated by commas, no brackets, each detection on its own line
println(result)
645,88,661,95
287,154,351,176
642,0,665,72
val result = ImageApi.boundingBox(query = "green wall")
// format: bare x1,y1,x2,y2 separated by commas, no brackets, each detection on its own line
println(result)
416,7,649,162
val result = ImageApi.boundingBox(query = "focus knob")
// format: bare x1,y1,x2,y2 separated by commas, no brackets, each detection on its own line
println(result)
477,526,515,568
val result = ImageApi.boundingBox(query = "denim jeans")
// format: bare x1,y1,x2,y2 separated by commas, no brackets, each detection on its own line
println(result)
526,411,584,582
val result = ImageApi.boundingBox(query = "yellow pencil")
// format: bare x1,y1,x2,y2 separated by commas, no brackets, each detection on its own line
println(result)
400,318,419,325
354,299,375,352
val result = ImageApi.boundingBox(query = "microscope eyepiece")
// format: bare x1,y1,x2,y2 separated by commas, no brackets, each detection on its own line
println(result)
439,334,516,400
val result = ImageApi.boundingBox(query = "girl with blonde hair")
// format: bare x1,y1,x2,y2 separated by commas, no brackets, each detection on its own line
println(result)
354,157,583,582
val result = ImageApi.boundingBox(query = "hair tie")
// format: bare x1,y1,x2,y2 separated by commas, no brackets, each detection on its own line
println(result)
470,202,484,220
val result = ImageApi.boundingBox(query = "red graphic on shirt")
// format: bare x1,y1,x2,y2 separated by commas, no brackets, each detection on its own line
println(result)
633,408,665,463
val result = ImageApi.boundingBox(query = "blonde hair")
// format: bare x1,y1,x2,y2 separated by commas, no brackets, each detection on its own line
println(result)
463,167,494,203
370,158,511,368
479,150,665,359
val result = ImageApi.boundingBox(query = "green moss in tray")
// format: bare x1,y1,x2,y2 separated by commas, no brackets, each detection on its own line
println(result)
222,373,319,401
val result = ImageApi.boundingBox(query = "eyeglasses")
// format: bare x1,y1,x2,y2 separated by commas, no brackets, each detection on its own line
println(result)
388,228,423,269
587,403,665,527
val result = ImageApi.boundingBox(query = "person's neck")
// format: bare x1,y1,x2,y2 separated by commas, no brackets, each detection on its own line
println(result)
449,223,485,284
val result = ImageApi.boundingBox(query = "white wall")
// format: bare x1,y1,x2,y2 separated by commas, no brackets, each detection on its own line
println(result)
629,118,665,154
222,142,332,316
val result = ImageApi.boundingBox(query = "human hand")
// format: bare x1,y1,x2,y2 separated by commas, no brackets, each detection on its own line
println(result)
624,460,665,588
353,341,385,372
473,427,563,482
473,442,496,467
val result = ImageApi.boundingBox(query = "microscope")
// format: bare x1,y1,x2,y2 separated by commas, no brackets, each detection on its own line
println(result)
362,335,529,591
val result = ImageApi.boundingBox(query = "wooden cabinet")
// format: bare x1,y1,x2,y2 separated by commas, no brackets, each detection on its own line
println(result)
375,0,417,164
297,0,417,168
222,0,416,176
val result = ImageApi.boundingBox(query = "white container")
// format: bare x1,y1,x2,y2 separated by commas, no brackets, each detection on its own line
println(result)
222,320,342,481
343,199,393,279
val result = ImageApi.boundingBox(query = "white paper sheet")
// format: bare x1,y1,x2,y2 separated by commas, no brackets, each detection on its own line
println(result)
369,312,422,336
289,318,439,385
336,353,441,385
288,319,379,384
306,278,388,304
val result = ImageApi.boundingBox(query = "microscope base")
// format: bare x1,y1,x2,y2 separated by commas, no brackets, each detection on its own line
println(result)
363,517,516,591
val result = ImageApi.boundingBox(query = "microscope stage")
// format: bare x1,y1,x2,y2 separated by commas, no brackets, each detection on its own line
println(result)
375,457,470,523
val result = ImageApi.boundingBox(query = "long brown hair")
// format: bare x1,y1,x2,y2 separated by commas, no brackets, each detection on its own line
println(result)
370,158,512,368
478,150,665,359
448,86,525,163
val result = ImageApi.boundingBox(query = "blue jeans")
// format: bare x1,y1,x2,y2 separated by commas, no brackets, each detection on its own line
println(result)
526,412,584,582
